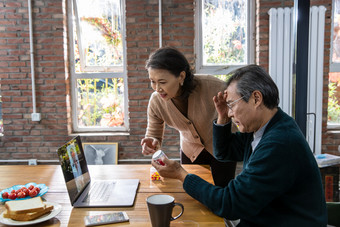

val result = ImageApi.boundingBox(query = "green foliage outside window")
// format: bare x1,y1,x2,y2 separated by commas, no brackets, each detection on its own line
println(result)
80,16,123,68
214,74,231,82
73,6,125,129
328,82,340,123
77,78,124,128
203,0,246,65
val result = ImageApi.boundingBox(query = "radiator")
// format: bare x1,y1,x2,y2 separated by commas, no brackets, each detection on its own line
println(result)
268,6,326,154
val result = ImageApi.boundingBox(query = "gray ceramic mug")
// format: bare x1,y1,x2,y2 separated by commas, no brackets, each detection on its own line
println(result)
146,194,184,227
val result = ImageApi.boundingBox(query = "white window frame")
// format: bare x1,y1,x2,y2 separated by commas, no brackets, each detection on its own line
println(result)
67,0,129,132
328,0,340,130
330,0,340,72
195,0,255,75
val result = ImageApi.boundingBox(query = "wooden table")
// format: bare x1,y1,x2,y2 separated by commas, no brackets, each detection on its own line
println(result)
0,165,225,226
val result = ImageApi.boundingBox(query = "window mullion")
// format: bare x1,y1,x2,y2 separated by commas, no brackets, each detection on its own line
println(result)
247,0,255,64
73,0,86,72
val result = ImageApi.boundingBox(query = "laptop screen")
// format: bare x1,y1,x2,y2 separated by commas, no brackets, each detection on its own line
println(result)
57,136,90,204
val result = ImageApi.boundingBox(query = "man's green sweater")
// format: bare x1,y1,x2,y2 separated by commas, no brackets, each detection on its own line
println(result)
183,108,327,226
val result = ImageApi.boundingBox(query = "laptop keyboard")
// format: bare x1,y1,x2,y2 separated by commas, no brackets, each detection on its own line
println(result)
83,181,116,202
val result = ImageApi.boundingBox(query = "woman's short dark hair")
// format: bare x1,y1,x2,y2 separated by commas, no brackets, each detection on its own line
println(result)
145,47,196,99
226,64,280,109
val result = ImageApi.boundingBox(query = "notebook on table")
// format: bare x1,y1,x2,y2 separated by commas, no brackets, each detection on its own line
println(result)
56,136,139,207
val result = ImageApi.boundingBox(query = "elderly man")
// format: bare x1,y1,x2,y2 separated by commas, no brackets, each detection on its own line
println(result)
152,65,327,226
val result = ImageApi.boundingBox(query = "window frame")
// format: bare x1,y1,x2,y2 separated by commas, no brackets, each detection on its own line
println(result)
67,0,129,133
0,89,2,136
330,0,340,72
194,0,255,75
328,0,340,130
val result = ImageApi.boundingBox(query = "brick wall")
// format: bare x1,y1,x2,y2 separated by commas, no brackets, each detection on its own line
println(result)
0,0,69,161
0,0,338,163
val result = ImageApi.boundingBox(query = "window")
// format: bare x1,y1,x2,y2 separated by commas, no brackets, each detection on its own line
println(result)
329,0,340,129
195,0,254,75
0,84,2,136
68,0,128,132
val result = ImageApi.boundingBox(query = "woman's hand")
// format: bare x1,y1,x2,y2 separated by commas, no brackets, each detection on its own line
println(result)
141,137,160,155
213,91,230,124
151,157,188,182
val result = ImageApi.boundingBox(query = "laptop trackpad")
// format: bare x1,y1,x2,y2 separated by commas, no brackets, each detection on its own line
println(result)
78,179,139,207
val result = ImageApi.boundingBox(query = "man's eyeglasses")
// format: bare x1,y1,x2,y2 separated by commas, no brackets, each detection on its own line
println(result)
226,96,245,111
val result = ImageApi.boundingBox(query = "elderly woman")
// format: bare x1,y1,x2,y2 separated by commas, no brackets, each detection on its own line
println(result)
141,47,236,187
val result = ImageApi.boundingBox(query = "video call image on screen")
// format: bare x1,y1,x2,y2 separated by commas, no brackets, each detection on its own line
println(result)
57,138,90,201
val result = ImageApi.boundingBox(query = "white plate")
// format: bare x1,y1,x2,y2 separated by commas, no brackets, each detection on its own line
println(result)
0,202,62,226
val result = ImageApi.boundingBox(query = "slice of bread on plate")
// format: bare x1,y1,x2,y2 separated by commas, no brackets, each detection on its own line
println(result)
3,196,54,221
5,197,45,215
3,203,54,221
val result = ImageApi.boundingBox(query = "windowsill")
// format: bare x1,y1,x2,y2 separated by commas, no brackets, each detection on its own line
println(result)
327,123,340,134
69,132,130,137
327,130,340,134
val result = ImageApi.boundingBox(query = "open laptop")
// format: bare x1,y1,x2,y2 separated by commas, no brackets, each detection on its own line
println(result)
56,136,139,207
